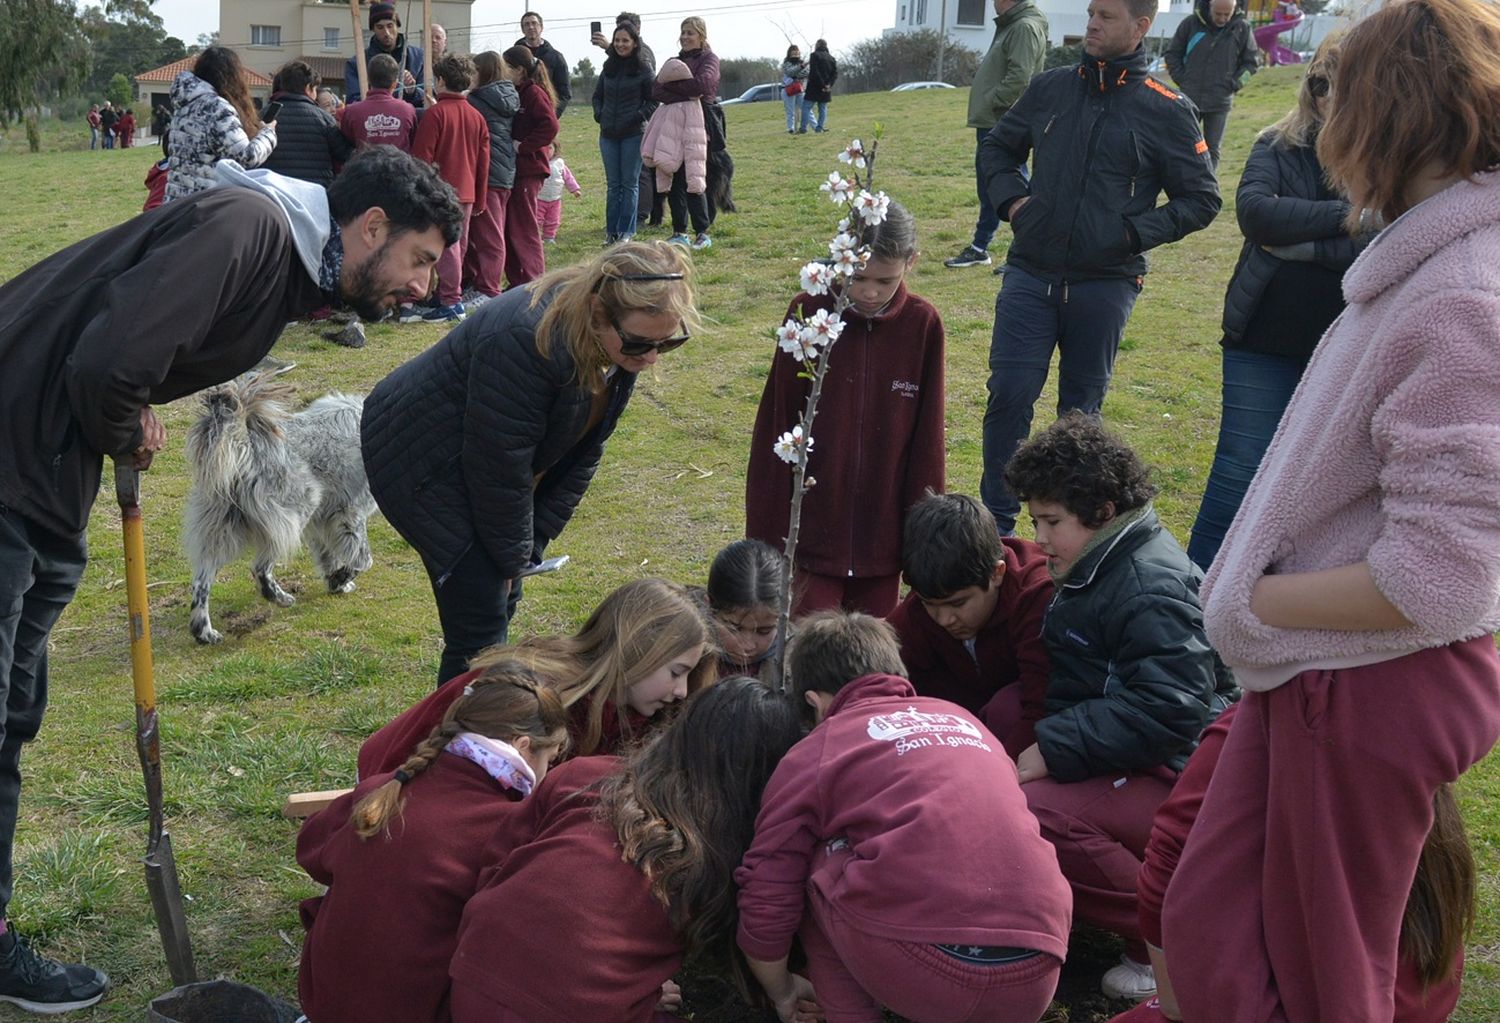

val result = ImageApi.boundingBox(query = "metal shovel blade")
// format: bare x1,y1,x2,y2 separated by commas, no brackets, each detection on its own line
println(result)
144,832,196,986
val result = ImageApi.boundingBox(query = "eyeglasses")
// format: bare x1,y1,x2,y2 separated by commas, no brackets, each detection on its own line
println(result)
611,317,690,357
1306,74,1330,98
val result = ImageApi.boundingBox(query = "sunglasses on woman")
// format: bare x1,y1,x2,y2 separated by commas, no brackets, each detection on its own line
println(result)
611,317,691,357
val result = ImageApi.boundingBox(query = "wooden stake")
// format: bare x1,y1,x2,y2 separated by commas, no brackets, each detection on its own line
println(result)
282,788,353,819
423,0,434,106
350,0,368,100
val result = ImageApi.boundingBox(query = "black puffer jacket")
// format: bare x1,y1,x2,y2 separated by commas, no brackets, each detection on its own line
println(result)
469,81,521,190
593,50,654,139
361,286,635,581
1035,508,1238,783
806,50,838,103
1164,6,1259,114
1221,133,1366,356
516,37,572,115
260,94,352,187
980,45,1221,282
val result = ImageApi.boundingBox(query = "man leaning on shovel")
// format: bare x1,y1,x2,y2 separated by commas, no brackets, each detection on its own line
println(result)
0,147,461,1013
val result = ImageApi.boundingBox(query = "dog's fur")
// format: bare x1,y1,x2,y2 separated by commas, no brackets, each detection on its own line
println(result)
706,148,736,223
183,372,376,645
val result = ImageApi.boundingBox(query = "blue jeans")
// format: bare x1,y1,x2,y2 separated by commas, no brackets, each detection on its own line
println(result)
89,127,99,150
799,100,828,132
784,91,804,131
1186,348,1309,570
599,133,643,240
972,127,1002,251
0,504,87,914
980,267,1141,534
103,132,114,149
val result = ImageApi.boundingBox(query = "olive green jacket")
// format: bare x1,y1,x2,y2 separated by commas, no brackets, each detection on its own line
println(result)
967,0,1050,130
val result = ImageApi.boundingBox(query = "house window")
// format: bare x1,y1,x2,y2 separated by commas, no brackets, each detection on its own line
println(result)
915,0,928,24
900,4,907,22
324,27,340,50
957,0,987,25
250,24,282,47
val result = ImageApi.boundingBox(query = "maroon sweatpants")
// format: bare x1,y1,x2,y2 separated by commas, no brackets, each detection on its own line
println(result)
463,188,510,298
504,176,545,287
793,569,901,619
1134,701,1463,1023
1162,638,1500,1023
799,850,1062,1023
449,984,681,1023
1024,767,1176,962
435,202,472,306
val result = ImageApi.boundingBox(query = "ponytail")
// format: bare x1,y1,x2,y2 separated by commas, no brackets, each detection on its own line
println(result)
502,44,559,111
350,662,568,838
1400,783,1476,987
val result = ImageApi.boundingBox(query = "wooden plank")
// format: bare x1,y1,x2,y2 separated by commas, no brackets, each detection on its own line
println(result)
281,788,352,819
349,0,368,99
424,0,434,106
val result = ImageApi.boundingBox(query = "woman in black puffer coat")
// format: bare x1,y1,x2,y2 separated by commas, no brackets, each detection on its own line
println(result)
464,51,521,302
261,60,352,187
1187,39,1368,570
361,242,700,687
593,22,656,243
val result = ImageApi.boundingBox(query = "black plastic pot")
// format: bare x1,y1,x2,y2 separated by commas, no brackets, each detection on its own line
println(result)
146,980,302,1023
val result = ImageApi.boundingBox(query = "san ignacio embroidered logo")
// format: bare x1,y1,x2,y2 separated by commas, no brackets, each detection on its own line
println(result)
890,380,920,399
866,706,992,756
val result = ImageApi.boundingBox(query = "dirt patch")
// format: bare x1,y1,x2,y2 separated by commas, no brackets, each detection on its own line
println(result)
222,608,274,638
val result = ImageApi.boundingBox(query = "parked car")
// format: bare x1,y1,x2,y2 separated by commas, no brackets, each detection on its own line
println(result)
721,83,782,105
891,81,956,92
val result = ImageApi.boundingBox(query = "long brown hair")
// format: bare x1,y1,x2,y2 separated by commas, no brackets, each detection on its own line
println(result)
473,50,508,89
1317,0,1500,230
469,578,715,755
1400,783,1476,987
193,45,262,136
526,240,698,392
502,44,559,112
595,678,803,997
350,661,567,838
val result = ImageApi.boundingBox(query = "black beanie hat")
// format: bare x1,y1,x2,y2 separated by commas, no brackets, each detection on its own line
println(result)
369,3,400,30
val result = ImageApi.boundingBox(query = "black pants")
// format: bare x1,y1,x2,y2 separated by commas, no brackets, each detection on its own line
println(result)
0,504,87,916
666,167,709,235
428,542,522,688
1200,109,1229,172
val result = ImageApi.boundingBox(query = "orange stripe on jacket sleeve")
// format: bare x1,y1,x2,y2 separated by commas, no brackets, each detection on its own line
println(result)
1144,78,1180,101
1194,139,1209,155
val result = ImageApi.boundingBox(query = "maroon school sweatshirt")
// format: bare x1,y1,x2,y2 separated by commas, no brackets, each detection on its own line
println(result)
886,537,1054,752
736,674,1072,961
357,668,652,779
411,92,490,206
448,756,682,1023
746,284,946,577
296,755,528,1023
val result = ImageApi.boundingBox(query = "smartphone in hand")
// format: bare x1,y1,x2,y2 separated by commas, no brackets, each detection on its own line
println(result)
591,20,603,35
261,100,282,123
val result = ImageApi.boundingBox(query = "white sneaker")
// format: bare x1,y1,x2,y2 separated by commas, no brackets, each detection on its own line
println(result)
1102,955,1157,1000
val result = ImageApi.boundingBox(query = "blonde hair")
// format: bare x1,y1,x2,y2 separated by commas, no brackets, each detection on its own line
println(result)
470,578,714,755
1261,35,1340,150
350,662,568,839
526,241,698,392
680,16,709,48
1318,0,1500,230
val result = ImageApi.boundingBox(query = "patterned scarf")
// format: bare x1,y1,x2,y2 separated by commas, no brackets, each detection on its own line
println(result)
445,732,537,797
318,218,344,296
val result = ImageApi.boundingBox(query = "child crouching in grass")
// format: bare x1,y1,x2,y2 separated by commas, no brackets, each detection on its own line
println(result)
706,538,784,679
1003,412,1238,1002
746,199,946,618
736,611,1072,1023
297,662,568,1023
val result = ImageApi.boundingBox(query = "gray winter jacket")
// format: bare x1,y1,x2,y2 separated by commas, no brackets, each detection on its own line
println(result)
1164,9,1259,114
361,286,636,581
165,72,277,202
469,81,521,190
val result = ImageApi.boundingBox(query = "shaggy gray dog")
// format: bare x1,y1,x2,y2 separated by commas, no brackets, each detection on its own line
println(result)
184,372,376,645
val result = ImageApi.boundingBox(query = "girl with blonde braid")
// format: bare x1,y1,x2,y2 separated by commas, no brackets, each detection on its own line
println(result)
296,661,568,1023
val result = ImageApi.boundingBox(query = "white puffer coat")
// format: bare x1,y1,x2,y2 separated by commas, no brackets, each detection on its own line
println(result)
165,71,277,203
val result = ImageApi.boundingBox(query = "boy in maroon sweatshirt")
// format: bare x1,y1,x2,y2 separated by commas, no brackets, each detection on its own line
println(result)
745,201,944,618
736,612,1071,1023
886,492,1053,757
409,54,490,320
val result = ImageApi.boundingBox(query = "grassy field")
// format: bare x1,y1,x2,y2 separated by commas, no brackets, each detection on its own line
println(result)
0,70,1496,1021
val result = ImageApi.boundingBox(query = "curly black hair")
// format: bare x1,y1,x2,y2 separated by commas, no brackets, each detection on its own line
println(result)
1004,412,1157,528
327,145,465,245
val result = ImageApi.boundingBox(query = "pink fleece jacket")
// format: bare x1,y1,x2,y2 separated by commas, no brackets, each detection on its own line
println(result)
1203,170,1500,690
735,674,1072,962
640,58,707,194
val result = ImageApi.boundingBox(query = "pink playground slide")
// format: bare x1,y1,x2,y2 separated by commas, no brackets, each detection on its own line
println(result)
1255,1,1304,66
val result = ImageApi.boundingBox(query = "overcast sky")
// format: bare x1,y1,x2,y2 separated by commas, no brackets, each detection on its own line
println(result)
149,0,900,63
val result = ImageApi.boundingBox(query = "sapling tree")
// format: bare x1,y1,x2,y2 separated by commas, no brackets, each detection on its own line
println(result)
764,130,889,690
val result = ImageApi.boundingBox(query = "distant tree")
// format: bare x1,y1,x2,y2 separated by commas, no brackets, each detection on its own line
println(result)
193,30,219,53
80,1,187,98
107,70,131,106
1044,43,1083,69
573,56,595,83
717,56,781,101
841,30,980,93
0,0,92,128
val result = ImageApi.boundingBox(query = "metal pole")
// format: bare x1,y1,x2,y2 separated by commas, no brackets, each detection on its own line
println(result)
936,0,949,82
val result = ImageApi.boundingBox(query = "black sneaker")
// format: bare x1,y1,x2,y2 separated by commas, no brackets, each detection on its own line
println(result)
943,244,992,268
0,932,107,1014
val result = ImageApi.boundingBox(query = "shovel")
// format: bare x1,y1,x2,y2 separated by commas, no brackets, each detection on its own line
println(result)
115,462,197,986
